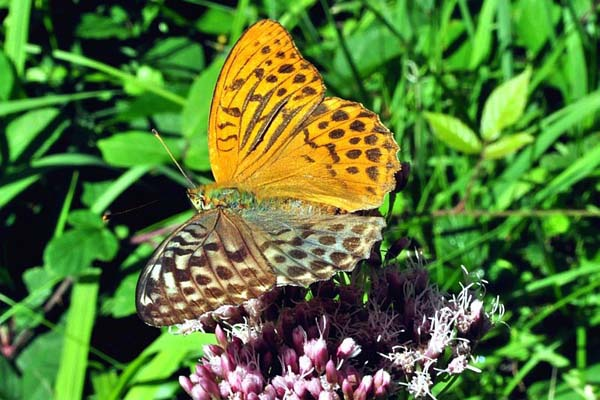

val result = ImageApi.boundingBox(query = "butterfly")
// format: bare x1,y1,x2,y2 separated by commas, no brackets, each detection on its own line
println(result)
136,19,401,327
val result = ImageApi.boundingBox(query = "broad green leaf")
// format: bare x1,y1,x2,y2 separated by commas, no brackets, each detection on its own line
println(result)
469,0,498,69
55,271,100,400
424,112,482,154
513,0,557,55
68,210,105,229
482,133,534,159
44,227,118,277
0,356,21,400
181,58,223,171
195,7,235,35
16,330,62,400
481,67,532,141
97,131,182,167
22,267,57,308
4,0,32,75
329,25,404,93
103,273,137,318
181,58,223,138
5,108,60,162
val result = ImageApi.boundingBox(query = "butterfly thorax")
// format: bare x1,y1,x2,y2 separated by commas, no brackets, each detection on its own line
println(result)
187,184,337,217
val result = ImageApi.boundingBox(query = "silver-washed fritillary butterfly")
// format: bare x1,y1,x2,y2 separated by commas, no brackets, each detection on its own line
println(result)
136,20,401,327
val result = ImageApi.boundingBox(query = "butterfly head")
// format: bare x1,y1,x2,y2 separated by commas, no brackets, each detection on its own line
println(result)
186,187,212,211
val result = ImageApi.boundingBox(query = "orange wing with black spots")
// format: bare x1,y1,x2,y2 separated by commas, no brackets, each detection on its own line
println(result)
209,20,325,184
208,20,400,212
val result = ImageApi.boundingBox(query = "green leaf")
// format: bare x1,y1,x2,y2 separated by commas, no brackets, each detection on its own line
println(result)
533,142,600,203
44,227,118,277
0,50,15,100
0,90,116,117
76,7,133,39
145,37,205,73
492,90,600,210
22,267,57,308
481,67,532,141
81,181,114,208
97,131,182,167
123,65,165,96
184,135,211,171
182,57,223,138
53,50,185,106
55,271,100,400
5,108,60,162
513,0,557,55
542,214,570,236
469,0,498,69
0,175,39,209
68,210,105,229
423,112,482,154
120,333,214,400
4,0,32,75
195,8,235,35
90,166,153,215
482,133,534,159
0,354,21,400
91,370,119,400
16,330,62,400
103,273,137,318
329,24,404,92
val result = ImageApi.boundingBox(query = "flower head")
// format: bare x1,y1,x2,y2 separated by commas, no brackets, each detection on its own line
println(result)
180,257,502,400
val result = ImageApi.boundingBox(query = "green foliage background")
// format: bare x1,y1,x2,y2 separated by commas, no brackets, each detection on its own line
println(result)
1,0,599,399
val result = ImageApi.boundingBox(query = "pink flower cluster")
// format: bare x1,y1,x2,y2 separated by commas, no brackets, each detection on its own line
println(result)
180,319,391,400
179,262,502,399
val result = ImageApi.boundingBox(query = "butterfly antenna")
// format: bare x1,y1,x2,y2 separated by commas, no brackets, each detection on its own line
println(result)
152,129,196,189
102,200,160,222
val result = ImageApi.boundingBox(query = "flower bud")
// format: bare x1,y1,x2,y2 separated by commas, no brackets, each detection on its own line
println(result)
281,346,299,373
325,359,338,384
242,372,264,395
336,338,360,360
261,384,277,400
299,355,313,374
293,380,307,397
342,379,354,400
220,353,234,375
179,376,194,395
292,326,306,354
215,324,228,347
373,369,390,397
353,375,373,400
304,338,328,372
306,377,322,398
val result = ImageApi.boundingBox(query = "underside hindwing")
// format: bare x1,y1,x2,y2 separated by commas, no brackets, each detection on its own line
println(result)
242,210,385,286
136,209,276,327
